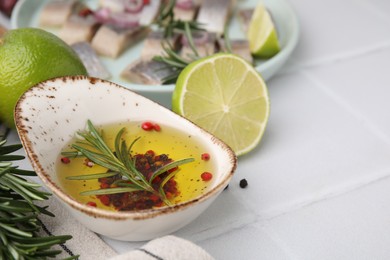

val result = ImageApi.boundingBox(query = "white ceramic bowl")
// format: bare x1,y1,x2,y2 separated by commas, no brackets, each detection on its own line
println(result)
15,76,236,241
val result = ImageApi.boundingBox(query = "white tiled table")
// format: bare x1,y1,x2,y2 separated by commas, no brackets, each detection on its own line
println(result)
3,0,390,259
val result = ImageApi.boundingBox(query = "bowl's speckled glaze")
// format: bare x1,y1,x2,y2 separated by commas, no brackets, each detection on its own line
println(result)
14,76,236,241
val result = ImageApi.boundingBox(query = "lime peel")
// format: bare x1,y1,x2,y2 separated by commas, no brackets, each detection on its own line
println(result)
172,53,270,156
248,3,281,58
0,28,87,127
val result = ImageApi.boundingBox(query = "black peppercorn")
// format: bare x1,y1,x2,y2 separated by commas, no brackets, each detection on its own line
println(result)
239,179,248,188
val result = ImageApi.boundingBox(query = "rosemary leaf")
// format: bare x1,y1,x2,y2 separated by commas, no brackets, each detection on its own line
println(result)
184,22,199,57
5,173,43,188
0,177,42,204
149,158,194,183
0,166,11,177
0,222,33,237
80,187,144,196
0,202,37,213
224,25,233,54
8,167,36,176
66,172,119,180
61,151,82,158
161,44,190,64
161,73,181,84
154,56,187,68
158,169,181,207
72,145,123,172
114,127,127,161
0,144,23,155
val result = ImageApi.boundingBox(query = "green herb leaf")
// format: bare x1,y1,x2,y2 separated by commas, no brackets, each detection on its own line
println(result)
0,135,72,259
80,187,144,196
66,172,119,180
149,158,194,183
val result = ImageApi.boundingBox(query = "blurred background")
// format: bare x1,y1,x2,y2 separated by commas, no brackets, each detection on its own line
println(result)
0,0,18,17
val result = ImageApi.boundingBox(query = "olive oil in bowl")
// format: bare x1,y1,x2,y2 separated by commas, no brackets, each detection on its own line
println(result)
57,121,216,211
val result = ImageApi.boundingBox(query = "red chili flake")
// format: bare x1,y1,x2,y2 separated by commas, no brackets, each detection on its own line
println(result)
78,8,93,17
86,201,97,207
201,153,210,161
98,195,110,206
150,194,160,202
152,176,161,184
167,166,178,173
146,150,155,156
141,121,154,131
144,163,151,170
61,157,70,164
153,123,161,132
100,182,110,189
201,172,213,181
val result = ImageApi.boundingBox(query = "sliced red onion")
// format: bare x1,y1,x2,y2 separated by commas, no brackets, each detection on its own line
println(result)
94,8,112,24
94,8,140,28
176,0,194,10
110,12,141,28
124,0,144,13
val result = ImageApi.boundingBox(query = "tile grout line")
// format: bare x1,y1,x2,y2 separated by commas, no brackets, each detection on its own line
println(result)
259,223,301,260
278,41,390,76
258,166,390,222
301,70,390,145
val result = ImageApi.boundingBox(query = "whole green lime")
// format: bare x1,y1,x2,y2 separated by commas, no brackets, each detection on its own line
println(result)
0,28,87,127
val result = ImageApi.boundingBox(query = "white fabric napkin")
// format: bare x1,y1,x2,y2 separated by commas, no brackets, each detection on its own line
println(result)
109,236,214,260
38,196,215,260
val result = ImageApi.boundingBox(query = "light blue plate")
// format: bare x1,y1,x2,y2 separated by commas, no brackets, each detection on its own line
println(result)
11,0,299,107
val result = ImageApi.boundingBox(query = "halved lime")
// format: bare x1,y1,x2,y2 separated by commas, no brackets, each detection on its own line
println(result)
248,3,280,58
172,53,270,156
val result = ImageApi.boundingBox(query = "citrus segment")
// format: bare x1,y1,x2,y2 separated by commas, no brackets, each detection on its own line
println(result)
172,53,270,156
248,3,280,58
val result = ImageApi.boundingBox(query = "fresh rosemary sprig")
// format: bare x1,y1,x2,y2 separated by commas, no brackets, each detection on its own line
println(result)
63,120,194,207
153,21,204,84
152,0,234,84
151,0,208,83
155,0,204,38
0,132,75,259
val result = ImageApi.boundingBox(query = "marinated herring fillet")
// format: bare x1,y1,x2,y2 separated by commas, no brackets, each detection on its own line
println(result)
91,25,150,58
180,32,217,60
139,0,162,26
59,14,101,45
217,38,253,64
141,31,181,59
238,9,254,33
196,0,234,35
121,59,176,85
39,0,83,27
71,42,111,79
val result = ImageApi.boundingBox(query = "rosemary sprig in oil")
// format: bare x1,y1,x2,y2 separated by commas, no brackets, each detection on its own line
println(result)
62,120,194,207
